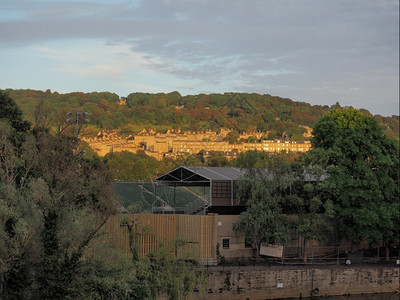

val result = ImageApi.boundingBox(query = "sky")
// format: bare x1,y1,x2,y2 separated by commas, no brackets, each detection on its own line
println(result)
0,0,398,116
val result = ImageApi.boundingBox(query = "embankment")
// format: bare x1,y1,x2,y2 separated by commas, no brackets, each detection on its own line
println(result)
194,264,400,299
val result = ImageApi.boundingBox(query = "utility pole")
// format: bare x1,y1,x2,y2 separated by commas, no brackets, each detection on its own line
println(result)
66,110,89,154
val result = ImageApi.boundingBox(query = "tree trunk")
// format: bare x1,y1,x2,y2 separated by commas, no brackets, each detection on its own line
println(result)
376,246,380,262
303,237,308,263
0,274,4,300
127,223,139,262
385,246,390,262
255,241,261,261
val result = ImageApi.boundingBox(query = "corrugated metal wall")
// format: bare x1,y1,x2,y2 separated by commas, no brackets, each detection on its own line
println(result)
104,214,215,259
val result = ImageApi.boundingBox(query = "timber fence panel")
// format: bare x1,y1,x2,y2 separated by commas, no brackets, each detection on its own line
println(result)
104,214,215,260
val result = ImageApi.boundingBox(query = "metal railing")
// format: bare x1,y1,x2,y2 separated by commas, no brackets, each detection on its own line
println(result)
281,246,399,265
151,198,207,215
213,246,400,268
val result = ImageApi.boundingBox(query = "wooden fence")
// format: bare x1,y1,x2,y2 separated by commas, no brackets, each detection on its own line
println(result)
104,214,215,260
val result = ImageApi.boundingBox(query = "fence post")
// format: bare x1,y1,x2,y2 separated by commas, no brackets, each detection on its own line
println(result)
311,247,314,265
336,246,340,264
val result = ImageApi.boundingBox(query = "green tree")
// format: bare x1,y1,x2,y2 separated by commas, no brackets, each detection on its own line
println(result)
0,91,31,134
30,133,116,298
0,122,37,299
118,217,200,300
134,242,199,300
294,162,335,261
0,96,116,297
311,108,399,259
0,91,31,147
206,152,229,167
105,151,161,180
234,150,272,169
222,130,239,144
233,158,293,260
183,154,203,166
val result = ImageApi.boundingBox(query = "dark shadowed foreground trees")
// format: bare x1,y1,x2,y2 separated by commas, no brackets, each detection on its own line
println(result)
0,120,116,298
0,92,201,299
311,108,399,259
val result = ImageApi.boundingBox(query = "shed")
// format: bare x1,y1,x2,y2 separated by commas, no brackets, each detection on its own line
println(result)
155,166,247,214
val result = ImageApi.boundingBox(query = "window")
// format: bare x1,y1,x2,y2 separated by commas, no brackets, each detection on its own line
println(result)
222,238,230,249
212,182,231,198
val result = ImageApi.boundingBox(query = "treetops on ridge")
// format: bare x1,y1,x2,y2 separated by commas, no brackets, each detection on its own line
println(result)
3,89,399,140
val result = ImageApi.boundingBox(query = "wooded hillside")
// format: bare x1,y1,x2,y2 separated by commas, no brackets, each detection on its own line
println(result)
4,89,399,139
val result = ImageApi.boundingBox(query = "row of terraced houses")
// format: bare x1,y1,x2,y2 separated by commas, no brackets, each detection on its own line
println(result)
82,127,312,159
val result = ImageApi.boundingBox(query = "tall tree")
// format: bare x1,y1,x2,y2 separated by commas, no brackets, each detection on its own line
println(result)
0,95,116,298
233,158,293,260
293,160,335,260
0,90,30,148
311,108,399,259
0,91,31,134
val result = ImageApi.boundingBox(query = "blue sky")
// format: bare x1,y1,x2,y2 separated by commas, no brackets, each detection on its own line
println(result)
0,0,398,116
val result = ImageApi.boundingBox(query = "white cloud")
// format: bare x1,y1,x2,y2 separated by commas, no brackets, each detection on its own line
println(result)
0,0,398,115
27,40,155,80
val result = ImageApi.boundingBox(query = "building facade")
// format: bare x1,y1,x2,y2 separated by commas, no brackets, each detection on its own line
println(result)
82,128,312,160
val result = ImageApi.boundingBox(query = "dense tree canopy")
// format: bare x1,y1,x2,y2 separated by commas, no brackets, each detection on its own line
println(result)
0,91,31,148
233,109,398,260
6,89,399,140
0,93,202,299
233,157,295,259
310,108,399,251
0,118,116,298
0,91,31,133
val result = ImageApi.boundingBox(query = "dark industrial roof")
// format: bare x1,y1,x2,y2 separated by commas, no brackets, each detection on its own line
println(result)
155,166,245,186
185,166,244,180
155,166,327,187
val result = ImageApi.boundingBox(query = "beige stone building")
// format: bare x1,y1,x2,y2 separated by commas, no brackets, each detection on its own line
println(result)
82,128,311,160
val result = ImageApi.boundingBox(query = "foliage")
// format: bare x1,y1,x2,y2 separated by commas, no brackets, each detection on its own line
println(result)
51,238,200,300
234,150,301,171
104,150,184,180
0,95,117,298
291,158,336,254
0,91,31,147
223,130,240,144
8,89,398,141
105,151,158,180
0,91,31,134
233,157,294,259
2,138,115,298
0,95,203,299
134,241,199,300
118,219,201,300
310,108,399,249
205,151,229,167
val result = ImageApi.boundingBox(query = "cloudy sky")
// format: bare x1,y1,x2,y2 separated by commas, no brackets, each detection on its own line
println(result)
0,0,398,116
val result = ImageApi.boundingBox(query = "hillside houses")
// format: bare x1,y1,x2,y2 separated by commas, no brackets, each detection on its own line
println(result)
82,128,312,159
